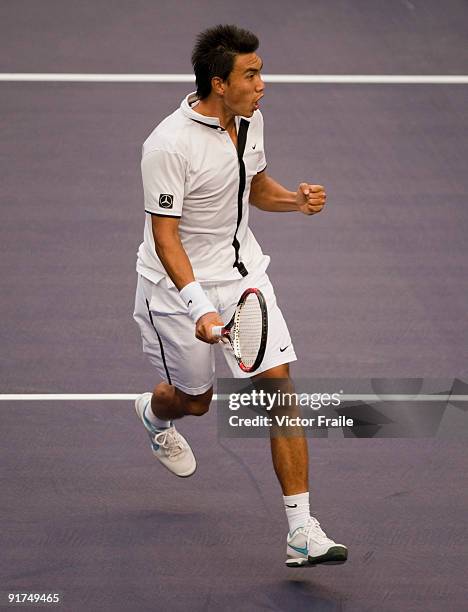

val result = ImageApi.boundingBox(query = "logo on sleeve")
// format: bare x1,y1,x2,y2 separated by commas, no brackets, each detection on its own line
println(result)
159,194,174,209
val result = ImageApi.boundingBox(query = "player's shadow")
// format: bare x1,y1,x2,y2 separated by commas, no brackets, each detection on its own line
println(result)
213,580,346,612
269,580,346,612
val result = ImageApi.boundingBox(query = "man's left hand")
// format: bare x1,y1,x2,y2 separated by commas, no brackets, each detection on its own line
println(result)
295,183,327,215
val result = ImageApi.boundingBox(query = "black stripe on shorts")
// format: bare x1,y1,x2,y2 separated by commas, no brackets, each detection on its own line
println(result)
145,298,172,385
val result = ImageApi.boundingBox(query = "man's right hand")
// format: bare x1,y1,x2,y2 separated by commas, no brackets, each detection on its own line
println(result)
195,312,225,344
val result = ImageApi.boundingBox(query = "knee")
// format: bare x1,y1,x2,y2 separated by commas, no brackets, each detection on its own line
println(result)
178,387,213,417
152,382,174,405
253,364,293,400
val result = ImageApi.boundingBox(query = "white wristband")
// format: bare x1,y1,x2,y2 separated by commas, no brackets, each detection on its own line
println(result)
179,281,216,323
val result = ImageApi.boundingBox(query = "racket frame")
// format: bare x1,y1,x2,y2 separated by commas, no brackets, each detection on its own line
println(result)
221,287,268,373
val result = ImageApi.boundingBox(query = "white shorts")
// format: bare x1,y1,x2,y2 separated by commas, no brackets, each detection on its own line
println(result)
133,269,297,395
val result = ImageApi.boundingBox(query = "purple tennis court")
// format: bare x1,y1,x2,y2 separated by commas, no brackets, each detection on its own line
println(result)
1,2,467,611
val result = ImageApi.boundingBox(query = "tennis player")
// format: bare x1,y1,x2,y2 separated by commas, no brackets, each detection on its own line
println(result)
133,24,348,567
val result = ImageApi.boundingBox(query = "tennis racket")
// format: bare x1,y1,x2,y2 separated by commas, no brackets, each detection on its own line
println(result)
211,288,268,373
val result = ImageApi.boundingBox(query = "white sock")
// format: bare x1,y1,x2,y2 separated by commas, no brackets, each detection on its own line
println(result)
283,492,310,534
144,398,172,430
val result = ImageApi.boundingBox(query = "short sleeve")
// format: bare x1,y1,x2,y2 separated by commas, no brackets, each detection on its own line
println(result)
255,112,267,174
141,149,187,217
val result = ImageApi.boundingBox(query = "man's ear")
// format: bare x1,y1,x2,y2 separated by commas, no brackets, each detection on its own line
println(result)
211,76,225,96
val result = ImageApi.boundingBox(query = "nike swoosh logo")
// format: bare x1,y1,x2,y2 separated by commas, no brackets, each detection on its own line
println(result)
288,543,308,555
285,504,297,508
188,300,192,306
252,144,256,149
280,345,289,352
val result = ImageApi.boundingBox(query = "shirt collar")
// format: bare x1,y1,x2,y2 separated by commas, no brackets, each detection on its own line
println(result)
181,92,252,131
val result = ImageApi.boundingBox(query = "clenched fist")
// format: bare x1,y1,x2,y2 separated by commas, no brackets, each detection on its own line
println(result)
296,183,327,215
195,311,225,344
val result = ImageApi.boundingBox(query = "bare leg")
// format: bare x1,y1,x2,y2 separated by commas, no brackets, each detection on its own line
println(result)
252,364,309,496
150,382,213,421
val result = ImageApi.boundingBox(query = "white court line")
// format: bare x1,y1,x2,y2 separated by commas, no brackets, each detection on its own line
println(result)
0,394,467,401
0,394,139,401
0,73,467,84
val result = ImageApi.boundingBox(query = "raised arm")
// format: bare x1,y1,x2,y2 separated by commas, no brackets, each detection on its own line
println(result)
249,170,327,215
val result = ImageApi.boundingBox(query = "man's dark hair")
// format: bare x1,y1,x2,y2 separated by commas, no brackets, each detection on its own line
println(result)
191,24,259,99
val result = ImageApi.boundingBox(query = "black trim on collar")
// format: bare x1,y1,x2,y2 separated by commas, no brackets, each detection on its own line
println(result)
190,118,225,131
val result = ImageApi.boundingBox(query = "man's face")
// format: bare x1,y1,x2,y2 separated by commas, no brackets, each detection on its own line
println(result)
222,53,265,117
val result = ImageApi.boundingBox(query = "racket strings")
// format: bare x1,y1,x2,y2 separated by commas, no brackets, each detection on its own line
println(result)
233,293,264,367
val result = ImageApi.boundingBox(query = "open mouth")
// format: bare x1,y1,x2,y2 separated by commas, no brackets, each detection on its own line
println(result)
253,96,264,110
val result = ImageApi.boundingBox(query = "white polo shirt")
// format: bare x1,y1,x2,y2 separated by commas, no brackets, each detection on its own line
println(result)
136,92,270,287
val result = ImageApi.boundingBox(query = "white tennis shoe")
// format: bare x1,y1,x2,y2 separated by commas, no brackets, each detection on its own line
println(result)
135,393,196,478
286,516,348,567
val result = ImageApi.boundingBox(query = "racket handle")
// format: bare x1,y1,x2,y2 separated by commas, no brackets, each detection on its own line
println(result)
211,325,224,339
